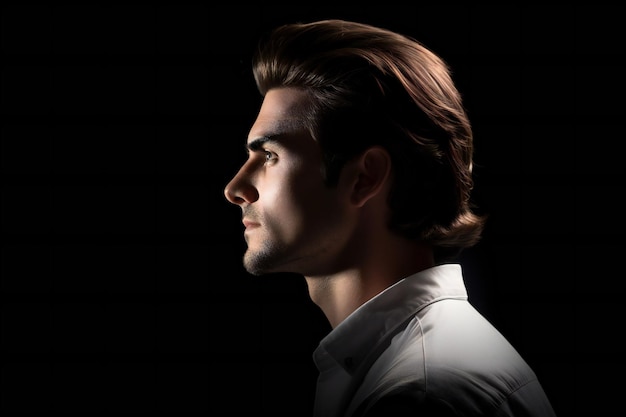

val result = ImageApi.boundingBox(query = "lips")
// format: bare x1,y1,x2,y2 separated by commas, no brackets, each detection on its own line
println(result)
242,219,260,229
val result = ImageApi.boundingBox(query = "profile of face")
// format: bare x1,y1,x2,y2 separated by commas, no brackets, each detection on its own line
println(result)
224,88,354,277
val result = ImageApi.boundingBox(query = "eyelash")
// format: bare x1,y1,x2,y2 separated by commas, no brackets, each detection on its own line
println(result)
264,150,277,164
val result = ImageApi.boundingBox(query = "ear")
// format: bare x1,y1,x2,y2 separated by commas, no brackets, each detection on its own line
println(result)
346,146,392,207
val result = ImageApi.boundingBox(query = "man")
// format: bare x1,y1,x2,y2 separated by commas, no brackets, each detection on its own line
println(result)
224,19,556,417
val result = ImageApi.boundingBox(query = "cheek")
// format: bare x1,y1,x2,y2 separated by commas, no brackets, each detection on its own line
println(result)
261,168,338,231
262,182,314,227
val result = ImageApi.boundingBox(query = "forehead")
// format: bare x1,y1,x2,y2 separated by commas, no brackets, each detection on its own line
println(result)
248,87,311,142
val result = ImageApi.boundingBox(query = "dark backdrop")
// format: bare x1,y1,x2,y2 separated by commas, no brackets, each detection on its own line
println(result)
1,4,624,415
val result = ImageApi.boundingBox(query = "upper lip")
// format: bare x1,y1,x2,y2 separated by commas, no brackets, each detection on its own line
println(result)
242,219,260,228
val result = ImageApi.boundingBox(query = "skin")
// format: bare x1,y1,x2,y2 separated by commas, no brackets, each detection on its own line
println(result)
224,87,434,328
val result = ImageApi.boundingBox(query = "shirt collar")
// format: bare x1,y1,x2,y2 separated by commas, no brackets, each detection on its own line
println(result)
313,263,468,375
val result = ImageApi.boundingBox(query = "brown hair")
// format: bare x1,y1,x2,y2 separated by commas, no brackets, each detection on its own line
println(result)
252,19,486,260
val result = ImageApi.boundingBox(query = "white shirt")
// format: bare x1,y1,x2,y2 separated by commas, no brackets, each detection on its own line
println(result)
312,264,556,417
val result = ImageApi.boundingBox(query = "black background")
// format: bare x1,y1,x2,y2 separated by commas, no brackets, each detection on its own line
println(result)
1,4,624,415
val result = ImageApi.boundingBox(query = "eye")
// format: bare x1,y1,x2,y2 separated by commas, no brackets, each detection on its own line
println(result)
264,150,277,164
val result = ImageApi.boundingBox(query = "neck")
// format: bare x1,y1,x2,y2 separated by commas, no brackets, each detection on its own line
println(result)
304,236,434,329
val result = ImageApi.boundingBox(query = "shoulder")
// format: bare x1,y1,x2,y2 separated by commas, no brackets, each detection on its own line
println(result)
350,302,546,416
354,384,459,417
354,378,556,417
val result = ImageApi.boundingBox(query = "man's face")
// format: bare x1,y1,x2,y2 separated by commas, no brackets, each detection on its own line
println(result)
224,88,352,276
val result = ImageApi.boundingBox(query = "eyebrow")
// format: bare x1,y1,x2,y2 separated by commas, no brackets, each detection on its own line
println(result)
246,135,279,152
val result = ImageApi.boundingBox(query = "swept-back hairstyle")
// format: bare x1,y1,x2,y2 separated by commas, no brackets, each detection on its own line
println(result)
252,19,486,260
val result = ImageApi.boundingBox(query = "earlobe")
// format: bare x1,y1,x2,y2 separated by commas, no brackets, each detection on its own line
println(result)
350,146,392,207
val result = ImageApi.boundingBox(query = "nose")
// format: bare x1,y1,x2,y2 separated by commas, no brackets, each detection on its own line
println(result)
224,166,259,206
